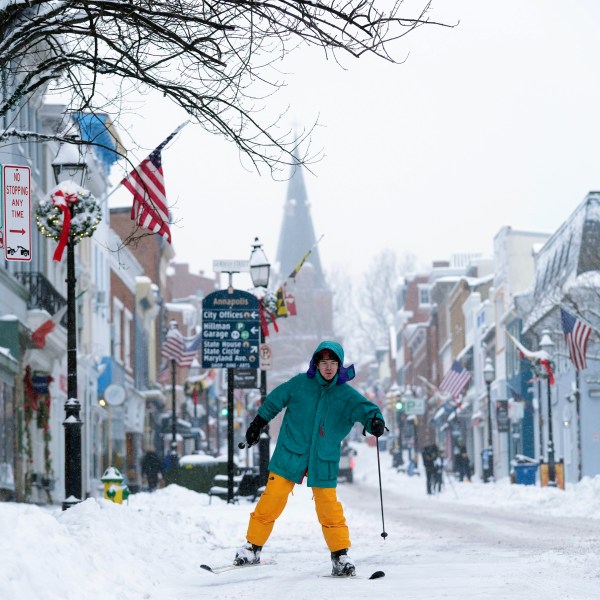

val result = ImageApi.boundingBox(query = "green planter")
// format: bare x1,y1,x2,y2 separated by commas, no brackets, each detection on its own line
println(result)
164,455,228,494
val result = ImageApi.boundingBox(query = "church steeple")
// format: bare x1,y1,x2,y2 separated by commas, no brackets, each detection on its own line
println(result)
275,162,326,288
267,157,334,389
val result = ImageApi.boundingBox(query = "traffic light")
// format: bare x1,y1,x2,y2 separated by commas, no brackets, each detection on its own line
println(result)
395,400,404,411
220,407,228,416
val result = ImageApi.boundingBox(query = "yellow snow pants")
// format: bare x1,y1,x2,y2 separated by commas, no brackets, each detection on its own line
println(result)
246,472,350,552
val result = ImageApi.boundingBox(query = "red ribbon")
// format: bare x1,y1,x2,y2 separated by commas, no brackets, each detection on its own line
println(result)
259,303,278,338
539,359,555,385
51,189,78,262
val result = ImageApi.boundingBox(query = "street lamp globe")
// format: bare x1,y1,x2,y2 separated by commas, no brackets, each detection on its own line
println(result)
249,237,271,288
52,141,88,186
539,330,554,356
190,357,201,377
483,357,495,384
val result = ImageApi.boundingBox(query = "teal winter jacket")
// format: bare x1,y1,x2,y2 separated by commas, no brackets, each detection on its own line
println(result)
257,341,384,488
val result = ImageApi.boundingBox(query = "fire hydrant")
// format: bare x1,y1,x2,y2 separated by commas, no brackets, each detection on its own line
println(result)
101,466,130,504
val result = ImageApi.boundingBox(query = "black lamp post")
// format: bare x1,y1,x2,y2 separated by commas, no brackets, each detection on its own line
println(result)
249,237,271,487
189,358,202,452
540,330,557,487
166,320,179,460
483,356,495,483
52,143,88,510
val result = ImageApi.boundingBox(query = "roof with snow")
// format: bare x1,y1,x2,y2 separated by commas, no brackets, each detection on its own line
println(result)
523,191,600,329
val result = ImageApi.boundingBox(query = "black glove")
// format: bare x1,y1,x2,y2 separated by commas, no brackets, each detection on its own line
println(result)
246,415,268,447
370,417,385,438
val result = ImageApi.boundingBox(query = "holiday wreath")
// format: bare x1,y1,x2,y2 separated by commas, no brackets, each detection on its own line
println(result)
36,181,102,261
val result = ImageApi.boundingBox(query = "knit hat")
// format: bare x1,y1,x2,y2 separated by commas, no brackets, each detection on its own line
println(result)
314,348,340,363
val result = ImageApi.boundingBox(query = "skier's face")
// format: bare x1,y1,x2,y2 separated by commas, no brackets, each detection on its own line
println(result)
317,359,339,381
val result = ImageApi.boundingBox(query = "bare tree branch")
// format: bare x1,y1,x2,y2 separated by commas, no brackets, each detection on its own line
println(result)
1,0,451,172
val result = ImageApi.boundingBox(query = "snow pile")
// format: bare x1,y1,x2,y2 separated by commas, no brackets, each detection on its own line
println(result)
0,443,598,599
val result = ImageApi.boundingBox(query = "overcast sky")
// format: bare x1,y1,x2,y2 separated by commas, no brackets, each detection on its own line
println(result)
110,0,600,287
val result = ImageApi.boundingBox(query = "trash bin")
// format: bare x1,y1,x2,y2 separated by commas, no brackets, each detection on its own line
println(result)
513,463,538,485
481,448,493,483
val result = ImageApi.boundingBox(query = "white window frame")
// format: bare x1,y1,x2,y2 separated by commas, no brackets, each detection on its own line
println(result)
418,285,431,306
124,308,133,372
113,297,124,364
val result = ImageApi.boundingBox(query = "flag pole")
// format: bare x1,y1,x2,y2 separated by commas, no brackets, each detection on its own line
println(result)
106,120,190,201
170,358,177,459
575,370,582,481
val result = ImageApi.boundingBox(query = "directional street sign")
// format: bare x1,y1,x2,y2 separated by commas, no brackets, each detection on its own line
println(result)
212,259,249,272
2,165,31,262
201,289,260,369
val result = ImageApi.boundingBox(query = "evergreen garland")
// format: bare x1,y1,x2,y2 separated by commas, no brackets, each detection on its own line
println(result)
23,367,55,504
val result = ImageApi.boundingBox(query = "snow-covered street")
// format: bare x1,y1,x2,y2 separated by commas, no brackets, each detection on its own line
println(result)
1,442,599,600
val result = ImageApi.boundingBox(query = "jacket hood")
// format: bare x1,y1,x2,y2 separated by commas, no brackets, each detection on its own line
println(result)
307,340,355,384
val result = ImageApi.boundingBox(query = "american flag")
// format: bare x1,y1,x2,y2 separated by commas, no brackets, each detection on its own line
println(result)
161,327,202,368
121,123,187,244
439,361,472,398
560,308,593,371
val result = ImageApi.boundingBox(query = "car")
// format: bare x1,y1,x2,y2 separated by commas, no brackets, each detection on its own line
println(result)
338,443,357,483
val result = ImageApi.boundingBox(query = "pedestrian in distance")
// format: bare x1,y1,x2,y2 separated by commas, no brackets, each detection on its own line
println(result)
141,449,163,492
456,444,472,482
421,443,439,495
234,341,386,577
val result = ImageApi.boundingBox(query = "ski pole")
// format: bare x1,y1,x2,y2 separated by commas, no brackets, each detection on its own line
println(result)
444,467,459,499
376,437,388,539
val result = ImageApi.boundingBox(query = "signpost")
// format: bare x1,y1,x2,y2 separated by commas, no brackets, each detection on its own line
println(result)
202,288,260,503
2,165,31,262
212,259,250,273
233,368,258,389
259,343,272,371
404,396,426,416
201,289,260,369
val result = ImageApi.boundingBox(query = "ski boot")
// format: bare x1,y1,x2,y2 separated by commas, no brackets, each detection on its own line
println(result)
331,548,356,576
233,542,262,566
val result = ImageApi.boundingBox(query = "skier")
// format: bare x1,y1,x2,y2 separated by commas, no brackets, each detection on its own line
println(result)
234,341,385,576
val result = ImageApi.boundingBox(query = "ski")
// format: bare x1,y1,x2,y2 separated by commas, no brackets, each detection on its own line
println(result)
320,570,385,580
200,559,277,575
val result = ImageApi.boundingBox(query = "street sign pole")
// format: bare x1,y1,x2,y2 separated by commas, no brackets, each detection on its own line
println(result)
202,287,260,503
227,368,235,503
258,327,270,487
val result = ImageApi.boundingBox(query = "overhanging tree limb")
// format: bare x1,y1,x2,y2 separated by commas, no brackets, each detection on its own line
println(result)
0,0,452,171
